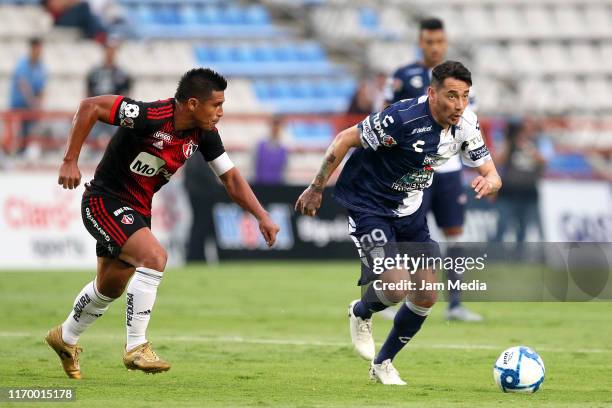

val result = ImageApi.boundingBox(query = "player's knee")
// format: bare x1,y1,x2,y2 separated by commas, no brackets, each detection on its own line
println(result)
141,246,168,271
100,285,125,299
412,291,437,308
384,288,409,304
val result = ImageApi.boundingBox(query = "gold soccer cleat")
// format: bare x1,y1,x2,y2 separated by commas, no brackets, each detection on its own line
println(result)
44,325,83,379
123,342,171,374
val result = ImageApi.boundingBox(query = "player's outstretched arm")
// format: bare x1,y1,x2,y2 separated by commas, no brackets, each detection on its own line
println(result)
219,167,280,247
58,95,120,189
471,160,502,199
295,125,362,216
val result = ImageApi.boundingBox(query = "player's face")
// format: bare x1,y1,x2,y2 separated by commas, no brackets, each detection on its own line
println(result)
428,78,470,128
191,90,225,130
419,29,447,68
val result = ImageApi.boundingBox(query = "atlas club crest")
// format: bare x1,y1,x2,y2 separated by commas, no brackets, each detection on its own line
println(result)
182,140,198,158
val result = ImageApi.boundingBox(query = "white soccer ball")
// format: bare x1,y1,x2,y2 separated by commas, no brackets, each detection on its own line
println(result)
493,346,545,393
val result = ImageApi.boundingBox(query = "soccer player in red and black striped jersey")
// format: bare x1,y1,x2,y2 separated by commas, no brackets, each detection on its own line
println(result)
45,68,279,379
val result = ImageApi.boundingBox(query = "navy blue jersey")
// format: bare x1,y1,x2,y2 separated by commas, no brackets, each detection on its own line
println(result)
333,96,491,217
385,62,430,104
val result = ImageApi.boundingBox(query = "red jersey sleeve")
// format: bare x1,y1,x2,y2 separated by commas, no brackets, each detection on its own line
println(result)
109,97,174,131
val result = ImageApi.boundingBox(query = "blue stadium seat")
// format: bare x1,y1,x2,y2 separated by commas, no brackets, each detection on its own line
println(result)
245,6,270,25
197,6,221,25
298,43,325,62
178,5,199,25
359,7,379,29
253,45,276,62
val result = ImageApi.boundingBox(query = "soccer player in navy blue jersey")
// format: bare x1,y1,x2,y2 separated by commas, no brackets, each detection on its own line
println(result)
296,61,501,384
385,17,483,322
45,68,279,379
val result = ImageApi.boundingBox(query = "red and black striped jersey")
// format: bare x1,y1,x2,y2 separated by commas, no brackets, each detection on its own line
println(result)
86,96,225,216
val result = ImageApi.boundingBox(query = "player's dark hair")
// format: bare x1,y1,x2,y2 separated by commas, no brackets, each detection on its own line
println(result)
419,17,444,32
175,68,227,102
29,37,42,48
431,61,472,88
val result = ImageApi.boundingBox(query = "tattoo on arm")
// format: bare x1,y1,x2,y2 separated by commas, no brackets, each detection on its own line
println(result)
310,147,337,191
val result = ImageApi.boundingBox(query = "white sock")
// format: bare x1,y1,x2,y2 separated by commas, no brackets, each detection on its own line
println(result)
61,280,114,345
126,267,163,351
405,300,432,317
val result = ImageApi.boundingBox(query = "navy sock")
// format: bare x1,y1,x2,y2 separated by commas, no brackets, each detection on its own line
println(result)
446,245,464,310
352,284,389,319
374,303,428,364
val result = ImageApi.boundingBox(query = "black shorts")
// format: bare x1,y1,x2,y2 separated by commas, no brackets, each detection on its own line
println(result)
81,193,151,258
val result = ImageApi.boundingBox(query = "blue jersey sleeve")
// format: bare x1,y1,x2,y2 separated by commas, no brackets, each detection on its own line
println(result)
357,107,404,151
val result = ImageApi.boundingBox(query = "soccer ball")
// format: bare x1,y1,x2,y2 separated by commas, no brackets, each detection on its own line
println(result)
493,346,545,393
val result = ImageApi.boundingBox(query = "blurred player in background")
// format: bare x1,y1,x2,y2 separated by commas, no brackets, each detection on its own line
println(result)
86,40,132,142
9,37,47,155
384,17,482,322
296,61,501,384
45,68,279,379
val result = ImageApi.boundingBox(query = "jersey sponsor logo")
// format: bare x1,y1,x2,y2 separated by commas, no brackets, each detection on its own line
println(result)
465,134,484,149
113,206,133,217
468,145,490,161
183,140,198,158
153,140,164,150
423,153,444,166
153,131,173,142
130,152,166,177
360,117,380,149
85,207,111,242
412,140,425,152
391,167,434,192
121,214,134,225
411,126,432,135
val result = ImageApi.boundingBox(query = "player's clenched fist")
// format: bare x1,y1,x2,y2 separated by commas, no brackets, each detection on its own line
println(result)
58,160,82,190
295,186,322,217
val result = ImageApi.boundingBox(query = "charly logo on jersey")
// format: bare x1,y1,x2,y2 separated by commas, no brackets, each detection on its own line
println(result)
182,140,198,159
130,152,166,177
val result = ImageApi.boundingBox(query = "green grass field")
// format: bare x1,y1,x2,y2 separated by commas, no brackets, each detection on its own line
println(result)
1,262,611,407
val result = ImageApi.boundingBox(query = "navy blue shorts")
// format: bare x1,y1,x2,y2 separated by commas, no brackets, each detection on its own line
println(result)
347,205,439,286
421,170,466,229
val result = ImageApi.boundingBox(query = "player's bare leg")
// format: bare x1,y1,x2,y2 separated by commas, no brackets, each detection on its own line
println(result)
370,268,437,385
118,227,171,374
45,258,121,379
